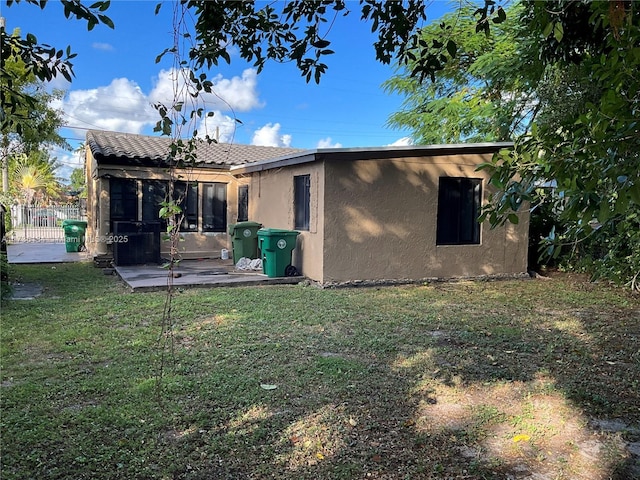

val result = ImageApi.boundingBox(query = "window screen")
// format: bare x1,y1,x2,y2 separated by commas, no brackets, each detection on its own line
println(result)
237,185,249,222
142,180,168,228
174,182,198,232
436,177,481,245
203,183,227,232
294,175,310,231
110,178,137,227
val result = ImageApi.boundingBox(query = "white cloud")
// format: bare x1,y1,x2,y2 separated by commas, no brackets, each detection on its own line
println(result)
59,68,263,137
194,110,239,143
62,77,156,134
251,123,292,147
51,149,84,183
92,42,114,51
316,137,342,148
209,68,262,112
387,137,414,147
149,68,262,113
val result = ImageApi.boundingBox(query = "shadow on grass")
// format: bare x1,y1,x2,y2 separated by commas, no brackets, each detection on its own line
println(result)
1,265,639,479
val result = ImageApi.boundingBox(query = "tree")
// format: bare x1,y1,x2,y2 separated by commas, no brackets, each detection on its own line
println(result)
68,167,86,198
1,0,113,136
10,151,61,205
383,3,538,144
478,1,640,288
1,34,70,192
381,1,639,287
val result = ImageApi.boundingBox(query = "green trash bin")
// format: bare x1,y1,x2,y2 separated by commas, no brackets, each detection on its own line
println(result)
62,219,87,253
257,228,300,278
228,221,263,264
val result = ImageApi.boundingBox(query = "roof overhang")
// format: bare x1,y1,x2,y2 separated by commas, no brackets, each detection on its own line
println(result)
230,142,513,175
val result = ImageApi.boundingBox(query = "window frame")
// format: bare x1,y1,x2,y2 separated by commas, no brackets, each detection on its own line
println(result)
202,182,227,232
436,177,482,246
109,177,138,229
174,181,199,232
294,174,310,231
141,180,168,229
237,185,249,222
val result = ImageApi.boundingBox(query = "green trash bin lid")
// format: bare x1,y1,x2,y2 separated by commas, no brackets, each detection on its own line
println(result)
62,219,88,228
256,228,300,236
258,228,300,237
228,221,262,235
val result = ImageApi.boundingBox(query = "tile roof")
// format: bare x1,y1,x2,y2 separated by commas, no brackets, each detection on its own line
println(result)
86,130,305,168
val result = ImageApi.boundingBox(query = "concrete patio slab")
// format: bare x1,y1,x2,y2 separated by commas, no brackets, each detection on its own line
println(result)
114,258,303,292
6,242,92,264
5,242,302,291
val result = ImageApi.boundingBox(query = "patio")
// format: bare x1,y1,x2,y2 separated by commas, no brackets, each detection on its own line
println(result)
5,242,302,292
113,258,302,292
6,241,91,264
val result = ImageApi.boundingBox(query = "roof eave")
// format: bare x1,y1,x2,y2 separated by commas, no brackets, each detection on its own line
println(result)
230,142,514,175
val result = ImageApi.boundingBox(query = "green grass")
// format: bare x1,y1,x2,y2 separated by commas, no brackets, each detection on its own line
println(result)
1,264,639,479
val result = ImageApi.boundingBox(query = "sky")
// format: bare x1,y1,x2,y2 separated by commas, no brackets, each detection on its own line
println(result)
2,0,453,181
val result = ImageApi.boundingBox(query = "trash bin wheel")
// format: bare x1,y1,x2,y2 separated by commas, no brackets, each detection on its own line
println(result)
284,265,299,277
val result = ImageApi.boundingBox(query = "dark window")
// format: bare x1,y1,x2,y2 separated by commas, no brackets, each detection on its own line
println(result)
436,177,482,245
174,182,198,232
237,185,249,222
110,178,137,228
203,183,227,232
142,180,168,229
294,174,310,230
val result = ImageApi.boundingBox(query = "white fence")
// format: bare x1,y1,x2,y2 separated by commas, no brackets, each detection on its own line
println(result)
7,204,87,243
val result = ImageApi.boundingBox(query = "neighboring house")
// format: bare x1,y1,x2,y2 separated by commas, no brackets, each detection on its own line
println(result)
85,130,303,262
86,130,529,283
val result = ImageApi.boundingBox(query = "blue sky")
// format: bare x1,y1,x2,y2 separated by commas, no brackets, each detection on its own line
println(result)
2,1,453,180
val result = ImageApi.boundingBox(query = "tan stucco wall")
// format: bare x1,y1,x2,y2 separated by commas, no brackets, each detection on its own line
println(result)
86,150,243,259
247,163,325,281
85,153,109,255
322,155,529,282
86,147,528,278
242,152,528,283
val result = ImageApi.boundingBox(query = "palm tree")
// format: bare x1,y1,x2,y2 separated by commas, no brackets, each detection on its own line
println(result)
10,153,61,205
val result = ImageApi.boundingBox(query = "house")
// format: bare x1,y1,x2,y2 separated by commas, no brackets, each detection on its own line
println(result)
86,130,529,283
231,143,528,284
84,130,303,263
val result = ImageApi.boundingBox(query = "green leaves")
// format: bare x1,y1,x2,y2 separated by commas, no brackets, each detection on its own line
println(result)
185,0,449,84
60,0,114,31
2,0,114,133
98,14,115,30
388,0,639,287
310,39,330,49
385,4,526,144
542,21,564,43
446,39,457,58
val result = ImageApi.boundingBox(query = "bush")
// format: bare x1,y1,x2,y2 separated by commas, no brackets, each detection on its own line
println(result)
0,252,11,302
570,211,640,290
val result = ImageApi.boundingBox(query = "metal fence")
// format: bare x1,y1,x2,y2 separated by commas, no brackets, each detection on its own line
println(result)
7,204,87,243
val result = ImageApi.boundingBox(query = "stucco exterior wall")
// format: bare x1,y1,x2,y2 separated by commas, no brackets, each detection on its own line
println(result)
86,149,242,260
322,154,529,283
247,163,325,281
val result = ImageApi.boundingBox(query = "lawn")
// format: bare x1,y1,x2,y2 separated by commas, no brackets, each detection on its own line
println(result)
1,263,639,479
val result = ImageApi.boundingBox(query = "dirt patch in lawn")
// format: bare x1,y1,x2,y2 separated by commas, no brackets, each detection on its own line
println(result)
409,377,632,479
